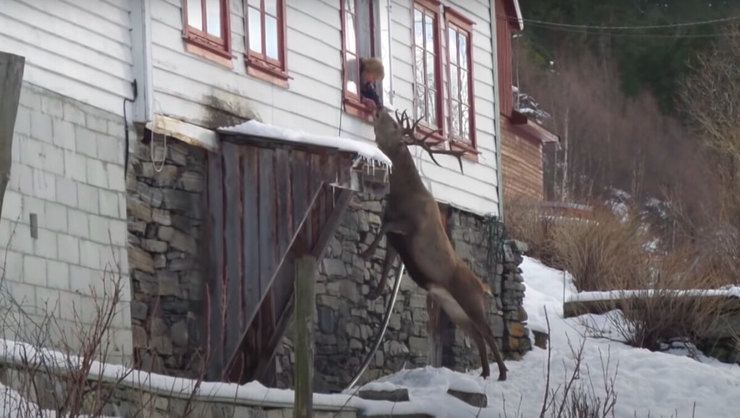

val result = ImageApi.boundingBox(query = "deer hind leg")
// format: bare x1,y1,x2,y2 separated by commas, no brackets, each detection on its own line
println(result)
476,321,507,381
460,322,491,379
368,245,397,300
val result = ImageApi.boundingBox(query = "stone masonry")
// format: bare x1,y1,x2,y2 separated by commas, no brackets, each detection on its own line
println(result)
0,84,132,363
274,192,531,392
125,136,208,377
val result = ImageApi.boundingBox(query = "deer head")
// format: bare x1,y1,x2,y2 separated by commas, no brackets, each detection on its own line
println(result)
373,108,469,173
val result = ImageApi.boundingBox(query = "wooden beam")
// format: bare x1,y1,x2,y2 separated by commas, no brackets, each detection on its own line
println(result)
146,114,220,152
0,52,25,216
293,255,316,418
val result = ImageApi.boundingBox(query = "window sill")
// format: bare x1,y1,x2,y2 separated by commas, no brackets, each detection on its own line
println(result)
343,98,375,123
450,139,479,162
245,56,289,88
184,39,233,68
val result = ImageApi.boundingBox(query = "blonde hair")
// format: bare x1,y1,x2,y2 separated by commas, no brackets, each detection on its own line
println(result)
360,57,385,79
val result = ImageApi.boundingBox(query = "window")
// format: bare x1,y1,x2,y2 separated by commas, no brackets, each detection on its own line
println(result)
444,8,475,149
341,0,378,118
182,0,231,60
412,0,442,133
245,0,288,83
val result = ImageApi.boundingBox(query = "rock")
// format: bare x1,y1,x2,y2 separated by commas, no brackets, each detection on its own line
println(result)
534,330,548,349
171,321,189,347
131,301,148,320
129,246,155,273
128,197,152,222
152,209,172,225
142,239,168,253
447,389,487,408
178,171,205,192
508,322,526,338
317,306,336,334
359,388,409,402
323,258,347,277
158,271,179,296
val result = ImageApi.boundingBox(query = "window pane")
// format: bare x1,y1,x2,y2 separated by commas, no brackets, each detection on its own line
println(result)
414,9,423,46
425,51,436,87
427,89,437,126
415,84,425,120
265,0,278,16
345,11,356,54
448,28,457,67
424,13,434,51
265,15,278,60
461,105,470,141
450,64,459,100
356,0,373,57
248,0,260,6
187,0,203,30
206,0,222,37
460,68,469,104
450,100,460,136
248,6,262,53
459,33,468,70
415,46,425,84
346,53,359,95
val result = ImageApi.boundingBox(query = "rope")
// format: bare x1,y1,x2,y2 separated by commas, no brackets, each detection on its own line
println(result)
150,133,168,173
344,263,406,391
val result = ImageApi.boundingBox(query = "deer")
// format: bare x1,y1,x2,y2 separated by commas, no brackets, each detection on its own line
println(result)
362,108,508,381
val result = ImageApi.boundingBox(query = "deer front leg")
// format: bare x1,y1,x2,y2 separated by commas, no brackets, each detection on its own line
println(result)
368,245,397,300
360,219,408,260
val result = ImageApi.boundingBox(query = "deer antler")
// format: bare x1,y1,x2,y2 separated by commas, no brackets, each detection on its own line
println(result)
393,110,468,173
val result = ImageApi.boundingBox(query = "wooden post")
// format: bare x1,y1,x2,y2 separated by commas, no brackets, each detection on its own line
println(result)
294,255,316,418
0,52,25,216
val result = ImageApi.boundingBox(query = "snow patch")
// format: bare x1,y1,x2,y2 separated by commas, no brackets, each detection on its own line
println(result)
218,120,392,168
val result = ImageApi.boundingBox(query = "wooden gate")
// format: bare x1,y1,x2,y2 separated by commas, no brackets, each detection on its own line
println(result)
206,139,354,383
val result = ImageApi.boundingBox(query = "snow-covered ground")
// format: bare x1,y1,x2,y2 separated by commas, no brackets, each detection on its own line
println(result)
358,257,740,417
2,257,739,417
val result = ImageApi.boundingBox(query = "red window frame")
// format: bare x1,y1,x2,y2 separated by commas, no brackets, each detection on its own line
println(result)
444,7,476,152
340,0,377,120
412,0,444,141
245,0,289,85
182,0,232,61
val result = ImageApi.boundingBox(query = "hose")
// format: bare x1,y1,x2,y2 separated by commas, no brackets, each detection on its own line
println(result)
344,263,405,391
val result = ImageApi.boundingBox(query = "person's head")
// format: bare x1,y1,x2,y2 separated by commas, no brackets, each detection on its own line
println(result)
360,57,385,83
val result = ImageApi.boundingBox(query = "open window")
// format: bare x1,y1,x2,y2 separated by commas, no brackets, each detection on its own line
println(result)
245,0,288,85
183,0,232,64
444,7,475,151
341,0,380,119
412,0,443,137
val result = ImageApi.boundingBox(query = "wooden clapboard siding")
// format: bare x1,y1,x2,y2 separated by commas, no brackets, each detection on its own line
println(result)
149,0,500,216
501,118,545,201
0,0,134,114
207,139,353,382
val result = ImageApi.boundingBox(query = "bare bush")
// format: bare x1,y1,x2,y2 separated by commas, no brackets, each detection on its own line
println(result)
0,247,132,417
548,207,650,292
537,311,619,418
504,196,560,263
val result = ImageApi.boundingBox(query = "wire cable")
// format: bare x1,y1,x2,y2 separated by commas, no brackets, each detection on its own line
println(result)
498,14,740,30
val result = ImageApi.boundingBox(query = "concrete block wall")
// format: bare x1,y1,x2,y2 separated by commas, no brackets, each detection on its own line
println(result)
0,84,132,363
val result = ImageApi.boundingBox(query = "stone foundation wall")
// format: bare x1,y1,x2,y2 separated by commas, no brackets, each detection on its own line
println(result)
126,137,208,377
274,192,530,392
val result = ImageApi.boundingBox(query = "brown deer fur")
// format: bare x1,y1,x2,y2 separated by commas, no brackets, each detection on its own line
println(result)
365,109,508,380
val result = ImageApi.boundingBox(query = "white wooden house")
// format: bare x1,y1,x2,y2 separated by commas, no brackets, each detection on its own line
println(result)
0,0,512,375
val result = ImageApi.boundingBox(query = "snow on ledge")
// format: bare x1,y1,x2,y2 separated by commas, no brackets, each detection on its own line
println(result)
218,120,392,169
567,286,740,303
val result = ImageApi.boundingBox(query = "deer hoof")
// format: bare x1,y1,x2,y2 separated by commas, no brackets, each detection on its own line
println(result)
479,370,490,379
367,288,382,300
498,371,507,381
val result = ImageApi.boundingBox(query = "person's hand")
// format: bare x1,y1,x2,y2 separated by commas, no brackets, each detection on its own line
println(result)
361,98,377,110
